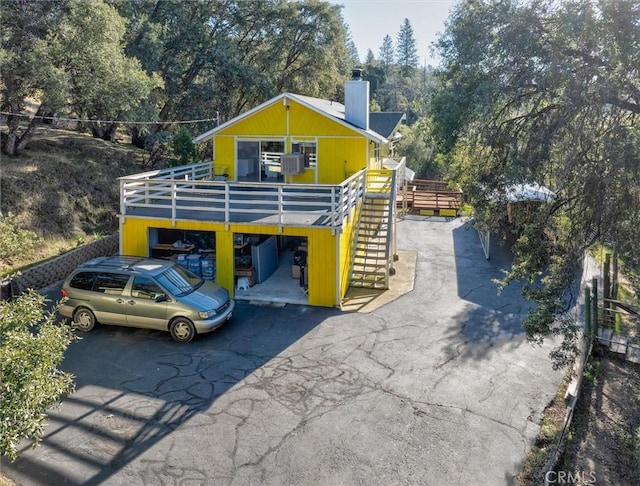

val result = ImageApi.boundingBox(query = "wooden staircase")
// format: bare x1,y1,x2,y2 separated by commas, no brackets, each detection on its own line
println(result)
349,171,395,289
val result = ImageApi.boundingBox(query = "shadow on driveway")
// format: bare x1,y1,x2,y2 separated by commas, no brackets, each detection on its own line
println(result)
4,300,337,485
446,219,585,363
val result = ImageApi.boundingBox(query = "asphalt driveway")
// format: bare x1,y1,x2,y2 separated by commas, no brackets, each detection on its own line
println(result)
3,217,566,485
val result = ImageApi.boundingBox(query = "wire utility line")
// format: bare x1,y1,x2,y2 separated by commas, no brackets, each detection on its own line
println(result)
0,111,219,125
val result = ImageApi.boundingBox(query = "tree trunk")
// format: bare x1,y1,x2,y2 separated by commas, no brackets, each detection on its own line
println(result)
130,126,146,148
2,102,22,156
612,245,619,301
2,104,44,156
16,106,45,154
105,123,119,142
91,123,106,139
90,122,120,141
4,130,19,156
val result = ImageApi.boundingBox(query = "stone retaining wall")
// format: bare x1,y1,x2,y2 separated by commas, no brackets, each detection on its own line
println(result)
6,234,119,294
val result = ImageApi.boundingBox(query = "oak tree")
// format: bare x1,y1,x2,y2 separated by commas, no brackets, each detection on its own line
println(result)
431,0,640,366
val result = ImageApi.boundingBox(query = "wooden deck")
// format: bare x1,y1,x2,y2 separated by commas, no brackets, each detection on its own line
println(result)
397,179,463,216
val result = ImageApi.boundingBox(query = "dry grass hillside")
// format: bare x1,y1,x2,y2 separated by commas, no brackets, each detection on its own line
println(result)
1,127,147,273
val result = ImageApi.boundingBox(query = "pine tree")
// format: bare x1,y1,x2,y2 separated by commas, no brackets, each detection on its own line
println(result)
347,38,361,65
396,18,419,75
365,48,376,65
378,34,395,71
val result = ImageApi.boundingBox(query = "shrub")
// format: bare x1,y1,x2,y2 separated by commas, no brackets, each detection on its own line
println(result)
0,291,75,460
0,213,42,265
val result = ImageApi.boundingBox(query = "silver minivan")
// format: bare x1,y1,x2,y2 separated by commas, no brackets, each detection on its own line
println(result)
59,256,234,342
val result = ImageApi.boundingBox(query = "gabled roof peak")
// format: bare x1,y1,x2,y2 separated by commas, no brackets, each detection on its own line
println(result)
194,92,394,145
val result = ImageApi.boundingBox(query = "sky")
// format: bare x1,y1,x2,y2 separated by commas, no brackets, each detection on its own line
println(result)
328,0,459,67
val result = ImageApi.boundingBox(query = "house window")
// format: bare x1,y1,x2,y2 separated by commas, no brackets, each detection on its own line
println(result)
237,139,285,182
291,140,317,168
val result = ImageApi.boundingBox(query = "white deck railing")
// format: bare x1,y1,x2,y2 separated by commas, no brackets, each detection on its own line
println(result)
119,161,370,230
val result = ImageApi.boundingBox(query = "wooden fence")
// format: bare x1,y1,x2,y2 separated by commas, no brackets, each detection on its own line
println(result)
593,253,640,361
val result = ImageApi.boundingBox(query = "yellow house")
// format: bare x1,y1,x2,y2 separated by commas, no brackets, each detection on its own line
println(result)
118,73,407,308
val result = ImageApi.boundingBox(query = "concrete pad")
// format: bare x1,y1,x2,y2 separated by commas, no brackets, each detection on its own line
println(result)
341,249,417,313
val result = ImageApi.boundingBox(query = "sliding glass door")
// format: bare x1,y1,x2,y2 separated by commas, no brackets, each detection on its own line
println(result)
236,140,285,182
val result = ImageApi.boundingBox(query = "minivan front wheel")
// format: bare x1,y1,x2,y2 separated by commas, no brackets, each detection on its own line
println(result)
170,318,196,343
73,307,96,332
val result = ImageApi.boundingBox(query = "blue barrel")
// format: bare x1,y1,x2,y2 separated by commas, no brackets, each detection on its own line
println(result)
186,254,202,276
201,258,215,281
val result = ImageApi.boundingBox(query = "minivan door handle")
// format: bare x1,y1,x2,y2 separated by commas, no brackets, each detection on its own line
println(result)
116,299,135,305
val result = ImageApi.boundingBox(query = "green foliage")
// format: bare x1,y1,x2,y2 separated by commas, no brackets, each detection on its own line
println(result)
363,55,387,97
118,0,350,127
0,1,64,107
0,213,42,265
582,359,603,383
52,0,161,140
167,128,199,167
365,49,376,65
345,27,361,65
431,0,640,367
0,291,75,461
365,19,436,123
0,0,67,155
396,119,445,179
0,0,160,153
635,426,640,474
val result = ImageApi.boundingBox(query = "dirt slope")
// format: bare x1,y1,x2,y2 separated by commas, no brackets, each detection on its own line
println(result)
564,353,640,485
1,127,146,270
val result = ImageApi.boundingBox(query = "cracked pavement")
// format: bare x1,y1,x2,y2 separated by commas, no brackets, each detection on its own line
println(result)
2,217,565,485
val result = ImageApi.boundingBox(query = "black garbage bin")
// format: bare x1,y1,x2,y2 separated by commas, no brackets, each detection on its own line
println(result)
293,250,308,291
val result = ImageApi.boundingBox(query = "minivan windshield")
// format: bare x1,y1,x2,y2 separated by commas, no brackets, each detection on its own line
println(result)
155,264,204,297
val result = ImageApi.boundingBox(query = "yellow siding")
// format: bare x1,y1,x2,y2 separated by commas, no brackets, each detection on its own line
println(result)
292,168,316,184
305,228,338,307
312,137,367,184
215,230,235,294
213,137,235,179
289,100,368,183
120,217,152,256
211,97,370,185
288,101,358,137
218,101,287,136
121,217,339,307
